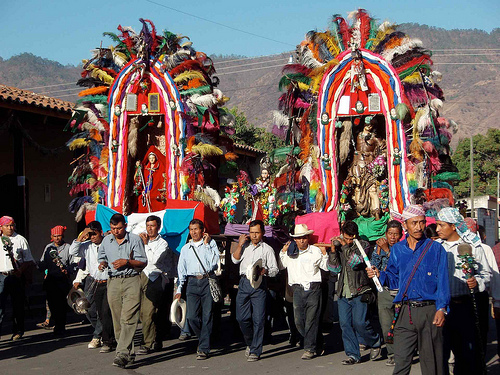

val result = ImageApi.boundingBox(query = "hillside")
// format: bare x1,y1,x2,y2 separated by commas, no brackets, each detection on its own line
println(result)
1,25,498,149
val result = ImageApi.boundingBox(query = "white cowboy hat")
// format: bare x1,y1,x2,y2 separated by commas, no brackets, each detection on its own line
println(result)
170,298,187,329
246,258,263,289
290,224,314,238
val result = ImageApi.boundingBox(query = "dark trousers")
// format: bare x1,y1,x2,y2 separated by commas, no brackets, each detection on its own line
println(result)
186,277,213,353
155,279,174,343
236,276,266,357
393,304,444,375
338,295,381,361
377,289,395,356
44,275,70,334
444,295,485,375
93,281,114,346
84,277,102,339
292,283,322,353
0,274,25,335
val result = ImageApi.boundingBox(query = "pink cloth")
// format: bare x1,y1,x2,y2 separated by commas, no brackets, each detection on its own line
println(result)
295,211,340,244
0,216,14,226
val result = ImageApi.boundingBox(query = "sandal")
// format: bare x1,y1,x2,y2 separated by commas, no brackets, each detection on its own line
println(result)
342,357,360,365
36,321,50,328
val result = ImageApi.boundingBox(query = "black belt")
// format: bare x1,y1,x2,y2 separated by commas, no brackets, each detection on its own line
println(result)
402,300,435,308
109,273,137,279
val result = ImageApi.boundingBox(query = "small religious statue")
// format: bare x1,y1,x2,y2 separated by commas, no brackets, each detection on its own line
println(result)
348,116,386,220
111,139,119,153
349,41,368,92
393,147,402,165
250,168,276,225
133,146,166,213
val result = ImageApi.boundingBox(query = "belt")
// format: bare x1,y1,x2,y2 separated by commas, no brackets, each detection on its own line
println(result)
402,300,435,308
2,271,15,276
109,273,137,279
188,273,213,280
95,279,108,284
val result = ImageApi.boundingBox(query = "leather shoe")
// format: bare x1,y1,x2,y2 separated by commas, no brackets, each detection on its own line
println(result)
370,347,381,360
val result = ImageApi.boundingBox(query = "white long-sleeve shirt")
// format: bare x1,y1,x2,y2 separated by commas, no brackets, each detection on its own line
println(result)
143,235,173,282
69,239,108,281
438,239,491,298
280,244,328,290
232,241,279,278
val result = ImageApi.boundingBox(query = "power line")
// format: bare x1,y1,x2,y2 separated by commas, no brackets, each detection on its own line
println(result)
433,53,500,56
21,82,77,90
214,52,292,65
145,0,295,48
217,58,287,71
434,62,500,65
432,48,500,51
40,87,82,95
218,64,285,76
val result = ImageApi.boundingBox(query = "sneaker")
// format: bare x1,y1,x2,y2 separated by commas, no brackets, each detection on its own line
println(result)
88,338,102,349
11,333,23,341
178,333,191,341
137,346,152,355
113,355,133,368
301,350,316,360
196,351,208,360
247,353,260,362
245,346,250,358
341,357,360,365
370,347,381,361
100,344,113,353
386,357,395,366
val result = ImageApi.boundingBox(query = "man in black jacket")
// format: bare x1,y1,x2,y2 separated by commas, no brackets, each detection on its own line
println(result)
327,221,381,365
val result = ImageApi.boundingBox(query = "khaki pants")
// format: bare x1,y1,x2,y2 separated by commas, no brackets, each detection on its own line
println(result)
107,275,141,358
139,273,164,348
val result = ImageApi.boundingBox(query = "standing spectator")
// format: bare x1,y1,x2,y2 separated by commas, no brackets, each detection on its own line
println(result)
137,215,174,354
98,214,147,368
367,204,450,375
175,219,219,360
328,221,381,365
280,224,328,360
70,221,115,352
0,216,35,340
39,225,72,336
370,220,403,366
436,208,491,375
232,220,279,362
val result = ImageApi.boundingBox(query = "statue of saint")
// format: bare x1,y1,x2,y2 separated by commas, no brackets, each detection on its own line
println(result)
133,145,166,213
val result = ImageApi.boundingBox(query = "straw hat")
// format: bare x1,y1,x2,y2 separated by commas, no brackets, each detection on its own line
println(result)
246,259,263,289
170,298,187,328
290,224,314,238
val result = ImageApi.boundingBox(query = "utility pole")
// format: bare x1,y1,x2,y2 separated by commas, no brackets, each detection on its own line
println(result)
470,136,474,219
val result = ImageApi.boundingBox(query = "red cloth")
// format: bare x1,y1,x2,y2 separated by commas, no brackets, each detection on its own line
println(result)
295,211,340,244
51,225,66,236
0,216,14,226
136,145,167,213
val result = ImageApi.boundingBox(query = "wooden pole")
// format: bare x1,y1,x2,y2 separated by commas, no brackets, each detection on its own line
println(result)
470,136,474,219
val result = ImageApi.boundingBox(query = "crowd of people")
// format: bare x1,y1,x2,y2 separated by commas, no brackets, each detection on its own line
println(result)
0,206,499,374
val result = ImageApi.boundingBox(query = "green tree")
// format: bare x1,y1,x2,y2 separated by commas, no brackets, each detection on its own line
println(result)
452,128,500,198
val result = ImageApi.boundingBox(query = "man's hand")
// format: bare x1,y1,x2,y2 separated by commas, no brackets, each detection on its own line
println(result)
433,310,446,327
73,282,81,289
174,293,181,300
238,234,249,247
139,232,148,245
331,236,346,247
112,259,129,270
376,237,389,254
492,306,500,319
282,241,290,253
318,245,328,255
366,266,380,279
203,232,211,245
98,261,108,272
466,276,478,289
260,267,268,276
77,227,92,242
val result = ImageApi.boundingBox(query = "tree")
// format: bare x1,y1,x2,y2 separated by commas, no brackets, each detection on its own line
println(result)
452,128,500,198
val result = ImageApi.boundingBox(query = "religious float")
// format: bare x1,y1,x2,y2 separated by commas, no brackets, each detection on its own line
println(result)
65,19,238,239
267,9,459,241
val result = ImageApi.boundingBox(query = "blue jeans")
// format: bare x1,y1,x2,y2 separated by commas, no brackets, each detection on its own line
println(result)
338,295,381,361
186,277,213,353
0,274,25,336
236,276,266,357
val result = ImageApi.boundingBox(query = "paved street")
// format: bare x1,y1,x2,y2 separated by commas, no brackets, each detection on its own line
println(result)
1,311,498,375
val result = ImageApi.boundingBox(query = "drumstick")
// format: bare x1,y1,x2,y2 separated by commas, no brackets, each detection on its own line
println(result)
354,239,383,293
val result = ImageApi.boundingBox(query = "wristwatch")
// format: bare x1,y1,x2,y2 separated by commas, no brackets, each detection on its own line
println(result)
438,307,448,316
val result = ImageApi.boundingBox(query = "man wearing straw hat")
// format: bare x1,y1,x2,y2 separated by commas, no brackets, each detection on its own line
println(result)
435,207,491,375
280,224,328,360
367,204,450,375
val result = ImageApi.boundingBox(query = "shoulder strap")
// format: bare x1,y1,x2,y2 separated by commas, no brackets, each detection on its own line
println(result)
190,244,209,276
401,239,434,300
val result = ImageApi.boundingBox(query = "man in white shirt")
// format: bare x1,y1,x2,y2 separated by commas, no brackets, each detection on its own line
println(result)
436,207,491,375
137,215,173,354
70,221,115,352
280,224,328,360
232,219,279,362
0,216,34,340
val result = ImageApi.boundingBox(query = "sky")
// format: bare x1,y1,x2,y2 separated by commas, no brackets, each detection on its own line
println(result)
0,0,498,66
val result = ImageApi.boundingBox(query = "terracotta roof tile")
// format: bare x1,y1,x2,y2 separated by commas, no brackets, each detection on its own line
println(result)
0,84,74,113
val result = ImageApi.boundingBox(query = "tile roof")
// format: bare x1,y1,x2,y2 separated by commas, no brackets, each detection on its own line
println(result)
0,84,74,114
